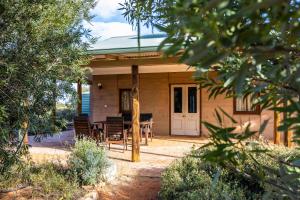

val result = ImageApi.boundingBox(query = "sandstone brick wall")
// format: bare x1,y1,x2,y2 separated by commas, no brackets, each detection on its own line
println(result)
91,72,274,139
201,90,274,139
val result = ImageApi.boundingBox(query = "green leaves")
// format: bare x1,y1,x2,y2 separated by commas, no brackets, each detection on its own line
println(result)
121,0,300,198
68,138,109,185
201,108,258,166
0,0,95,173
201,108,300,198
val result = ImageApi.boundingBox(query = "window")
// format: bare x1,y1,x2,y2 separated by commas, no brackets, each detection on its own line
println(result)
188,87,197,113
174,87,183,113
119,89,132,113
233,94,260,114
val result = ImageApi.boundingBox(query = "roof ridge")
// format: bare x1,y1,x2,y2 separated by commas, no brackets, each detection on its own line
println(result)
102,33,167,41
108,35,136,39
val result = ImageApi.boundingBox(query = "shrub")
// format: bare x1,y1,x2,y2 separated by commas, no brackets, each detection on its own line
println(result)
0,160,32,190
160,156,248,200
56,107,76,130
0,162,82,199
56,107,76,123
30,163,82,200
159,144,300,200
68,138,109,185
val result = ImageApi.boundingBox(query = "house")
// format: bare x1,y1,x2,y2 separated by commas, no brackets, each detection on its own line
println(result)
84,34,275,140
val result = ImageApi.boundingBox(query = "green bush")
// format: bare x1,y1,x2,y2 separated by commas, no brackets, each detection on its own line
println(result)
159,144,300,200
30,163,82,200
28,107,75,135
57,107,76,123
68,138,109,185
0,160,32,190
0,162,82,200
55,107,76,131
160,156,248,200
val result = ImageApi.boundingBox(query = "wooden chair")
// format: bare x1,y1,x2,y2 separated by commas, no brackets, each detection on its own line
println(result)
122,113,132,136
140,113,154,142
73,116,103,142
106,117,128,151
122,113,132,122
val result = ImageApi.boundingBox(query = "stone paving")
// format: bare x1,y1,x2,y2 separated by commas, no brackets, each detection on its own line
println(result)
28,130,208,200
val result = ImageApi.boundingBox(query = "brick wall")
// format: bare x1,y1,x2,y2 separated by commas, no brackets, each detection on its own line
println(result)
91,72,274,139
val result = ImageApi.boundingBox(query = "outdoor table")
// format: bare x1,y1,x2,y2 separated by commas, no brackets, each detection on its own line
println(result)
124,121,152,145
94,120,152,145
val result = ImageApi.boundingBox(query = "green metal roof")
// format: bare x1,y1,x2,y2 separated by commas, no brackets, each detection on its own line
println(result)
88,34,167,55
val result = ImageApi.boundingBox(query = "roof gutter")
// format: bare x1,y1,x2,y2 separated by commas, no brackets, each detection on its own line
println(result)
87,45,171,55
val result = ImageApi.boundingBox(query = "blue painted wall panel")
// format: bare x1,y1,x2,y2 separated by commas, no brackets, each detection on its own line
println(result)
82,93,90,116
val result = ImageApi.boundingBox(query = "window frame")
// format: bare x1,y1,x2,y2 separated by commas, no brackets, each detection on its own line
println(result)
233,94,260,115
173,87,183,113
187,86,197,113
119,89,132,113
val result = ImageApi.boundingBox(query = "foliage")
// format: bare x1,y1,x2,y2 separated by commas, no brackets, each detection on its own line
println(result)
0,140,109,198
160,155,248,200
0,162,82,200
122,1,300,198
57,107,76,124
0,0,95,173
55,107,76,131
68,138,109,185
201,110,300,199
121,0,300,141
160,144,300,200
0,159,32,190
30,163,82,200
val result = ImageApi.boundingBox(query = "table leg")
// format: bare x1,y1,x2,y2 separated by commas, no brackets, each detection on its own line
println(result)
145,131,149,145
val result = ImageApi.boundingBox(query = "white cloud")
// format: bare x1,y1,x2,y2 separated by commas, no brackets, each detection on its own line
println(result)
84,21,136,41
91,0,124,19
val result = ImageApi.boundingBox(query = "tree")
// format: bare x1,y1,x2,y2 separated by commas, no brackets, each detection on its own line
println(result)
121,0,300,198
121,0,300,142
0,0,95,173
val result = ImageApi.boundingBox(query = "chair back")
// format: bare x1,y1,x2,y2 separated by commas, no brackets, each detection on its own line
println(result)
140,113,153,122
106,117,124,141
121,113,132,122
73,116,92,138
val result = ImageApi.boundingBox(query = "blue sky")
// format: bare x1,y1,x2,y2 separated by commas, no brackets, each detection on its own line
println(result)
84,0,155,41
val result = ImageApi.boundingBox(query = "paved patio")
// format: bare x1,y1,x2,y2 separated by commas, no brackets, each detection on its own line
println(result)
29,130,208,200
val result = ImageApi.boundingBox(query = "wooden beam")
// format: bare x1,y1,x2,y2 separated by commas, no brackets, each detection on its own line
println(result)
105,54,127,60
131,65,140,162
77,80,82,116
274,110,281,145
89,57,180,68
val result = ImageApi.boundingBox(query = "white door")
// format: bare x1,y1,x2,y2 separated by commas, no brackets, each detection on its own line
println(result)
171,84,200,136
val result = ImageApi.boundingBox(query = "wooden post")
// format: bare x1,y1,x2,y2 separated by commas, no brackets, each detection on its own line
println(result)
283,101,292,147
284,128,293,147
131,65,140,162
274,110,281,144
77,80,82,116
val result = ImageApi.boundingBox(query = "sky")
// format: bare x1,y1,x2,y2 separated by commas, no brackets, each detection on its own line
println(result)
84,0,155,41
